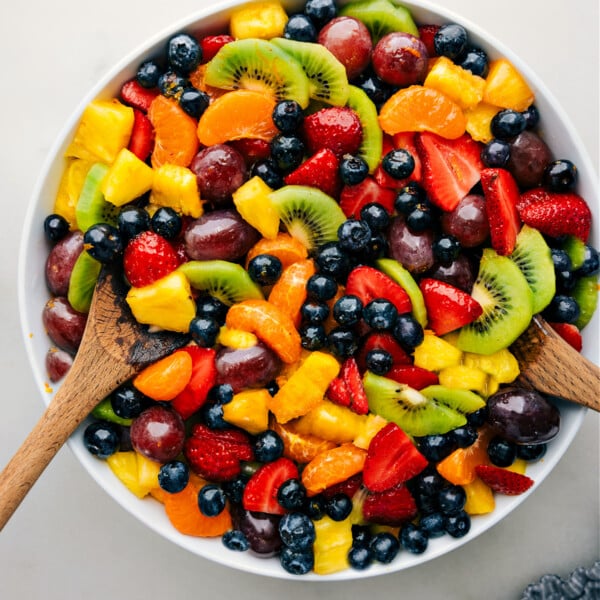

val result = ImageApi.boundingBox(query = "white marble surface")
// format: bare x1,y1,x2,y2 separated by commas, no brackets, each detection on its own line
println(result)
0,1,598,598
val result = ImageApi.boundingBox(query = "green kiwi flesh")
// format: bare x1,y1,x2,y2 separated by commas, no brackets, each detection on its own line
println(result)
177,260,264,306
339,0,419,43
268,185,346,251
420,385,486,415
457,248,534,355
509,224,555,314
572,275,598,329
75,163,119,232
68,251,101,313
271,37,349,106
92,397,132,426
204,39,311,108
346,85,383,173
376,257,427,327
562,235,586,269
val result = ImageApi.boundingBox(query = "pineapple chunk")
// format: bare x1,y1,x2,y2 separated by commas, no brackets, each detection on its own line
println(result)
229,1,288,40
222,388,271,434
149,164,203,218
463,478,495,515
232,176,280,239
126,271,196,333
438,364,488,396
137,452,161,491
217,325,259,349
483,58,535,112
53,158,95,227
463,348,520,383
506,458,528,475
106,451,155,498
66,99,134,164
313,516,353,575
413,332,463,371
101,148,154,206
464,102,501,143
353,413,388,449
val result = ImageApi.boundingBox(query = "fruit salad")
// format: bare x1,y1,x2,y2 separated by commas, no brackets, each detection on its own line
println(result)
40,0,598,577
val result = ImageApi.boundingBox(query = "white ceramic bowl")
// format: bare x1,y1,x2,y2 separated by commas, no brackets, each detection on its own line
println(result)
18,0,599,581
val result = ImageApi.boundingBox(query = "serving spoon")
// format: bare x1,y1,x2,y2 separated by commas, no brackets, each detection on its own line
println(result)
0,265,189,531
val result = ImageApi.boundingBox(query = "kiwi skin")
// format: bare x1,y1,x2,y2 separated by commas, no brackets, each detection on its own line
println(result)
346,85,383,173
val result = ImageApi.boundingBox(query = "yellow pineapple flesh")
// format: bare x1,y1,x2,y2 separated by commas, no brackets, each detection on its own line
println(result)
101,148,154,206
149,164,203,218
232,176,280,239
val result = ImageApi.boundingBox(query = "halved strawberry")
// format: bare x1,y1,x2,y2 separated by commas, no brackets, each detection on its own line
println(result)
346,265,412,315
356,331,412,372
416,132,483,211
171,347,217,419
321,473,363,500
363,422,428,492
385,364,439,390
548,321,583,352
120,79,160,112
362,482,418,525
419,278,483,335
302,106,363,158
184,424,254,482
339,176,397,217
242,457,299,515
480,168,521,255
200,34,235,63
475,464,534,495
327,358,369,415
284,148,341,197
123,231,180,288
128,109,154,161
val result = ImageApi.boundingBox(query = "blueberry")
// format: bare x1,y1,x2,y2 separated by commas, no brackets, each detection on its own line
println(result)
272,100,304,133
406,202,435,232
578,245,600,277
279,546,314,575
450,425,478,448
300,323,327,350
457,46,488,77
151,206,182,239
304,0,337,28
83,223,123,263
333,294,363,326
337,218,373,253
315,242,352,280
179,87,209,119
306,273,338,301
340,155,369,185
325,493,353,521
277,478,307,511
118,206,150,240
270,134,305,172
551,248,573,273
481,139,511,168
266,380,279,396
279,512,316,550
301,300,330,324
363,299,398,331
348,545,373,570
158,70,188,98
543,294,581,324
136,59,161,88
222,529,250,552
201,402,228,429
370,532,400,564
304,494,326,520
355,71,394,108
284,13,317,42
467,406,488,428
198,484,226,516
158,460,189,493
487,436,517,467
209,384,234,405
415,469,447,497
543,159,578,192
196,295,228,324
352,525,372,547
360,202,390,232
365,348,393,375
248,254,283,285
445,510,471,538
490,109,527,140
83,421,120,458
521,104,540,130
433,23,468,59
44,214,70,243
111,383,149,419
400,523,428,554
516,443,547,462
251,158,284,189
363,233,389,262
437,485,467,516
432,235,461,266
382,149,415,180
556,269,577,293
167,33,202,75
420,512,447,538
393,313,424,352
254,430,284,463
395,185,423,215
222,476,247,504
416,434,457,462
189,316,220,347
328,327,359,358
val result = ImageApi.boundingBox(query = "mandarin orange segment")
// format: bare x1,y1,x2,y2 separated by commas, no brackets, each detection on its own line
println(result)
225,299,302,364
302,443,367,496
271,419,337,464
268,259,316,327
246,233,308,269
378,85,466,140
148,95,199,169
133,349,193,401
197,89,279,146
189,64,228,102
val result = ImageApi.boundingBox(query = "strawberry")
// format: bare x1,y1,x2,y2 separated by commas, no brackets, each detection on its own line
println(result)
184,424,254,482
128,109,154,161
284,148,341,197
480,168,521,255
327,358,369,415
385,364,439,390
419,277,483,335
418,24,440,57
518,190,592,242
363,422,428,492
346,265,412,315
321,473,363,500
416,132,483,211
362,482,418,526
200,34,234,63
339,176,397,218
356,331,412,372
229,138,271,166
548,321,583,352
242,457,299,515
123,231,181,288
302,106,363,158
374,133,421,190
120,78,160,112
170,347,217,419
475,464,534,495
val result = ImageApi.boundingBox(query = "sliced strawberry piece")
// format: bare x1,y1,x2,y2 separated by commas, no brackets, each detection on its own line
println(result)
171,347,217,419
418,24,440,57
362,482,418,526
385,364,439,390
416,132,483,211
327,358,369,414
120,79,160,112
302,106,363,158
200,34,234,63
346,265,412,315
475,464,534,495
184,424,254,482
242,457,299,515
419,277,483,335
128,109,154,161
123,231,180,288
516,187,548,213
229,138,271,166
339,176,397,217
363,423,428,492
326,377,351,408
284,148,341,198
480,168,522,255
518,191,592,242
321,473,363,500
356,331,412,372
548,321,583,352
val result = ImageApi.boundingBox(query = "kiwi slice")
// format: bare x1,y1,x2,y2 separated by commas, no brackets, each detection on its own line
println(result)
346,85,383,173
271,37,349,106
75,163,119,232
339,0,419,43
204,39,311,108
509,224,556,314
562,235,586,269
268,185,347,252
92,397,132,426
457,248,534,355
420,385,486,415
572,275,598,329
68,251,102,313
376,257,427,327
363,371,467,436
177,260,264,306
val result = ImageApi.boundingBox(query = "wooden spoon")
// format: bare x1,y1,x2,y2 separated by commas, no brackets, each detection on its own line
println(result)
0,266,189,530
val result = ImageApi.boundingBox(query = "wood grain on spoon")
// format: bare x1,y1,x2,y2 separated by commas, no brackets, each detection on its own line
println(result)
0,267,189,531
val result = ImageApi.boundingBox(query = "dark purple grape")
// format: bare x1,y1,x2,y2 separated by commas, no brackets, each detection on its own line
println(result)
42,297,87,354
183,209,260,261
507,131,553,189
426,254,476,292
486,388,560,444
130,405,185,463
372,32,428,86
388,215,434,274
441,194,489,248
231,505,282,556
45,230,84,296
45,347,73,382
215,343,282,392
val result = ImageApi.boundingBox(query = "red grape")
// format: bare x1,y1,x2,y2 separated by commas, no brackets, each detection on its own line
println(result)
372,32,428,86
42,297,87,354
507,131,553,189
441,194,489,248
130,405,186,463
388,215,434,273
426,254,476,292
231,504,282,556
45,230,83,296
215,343,282,392
45,347,73,382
